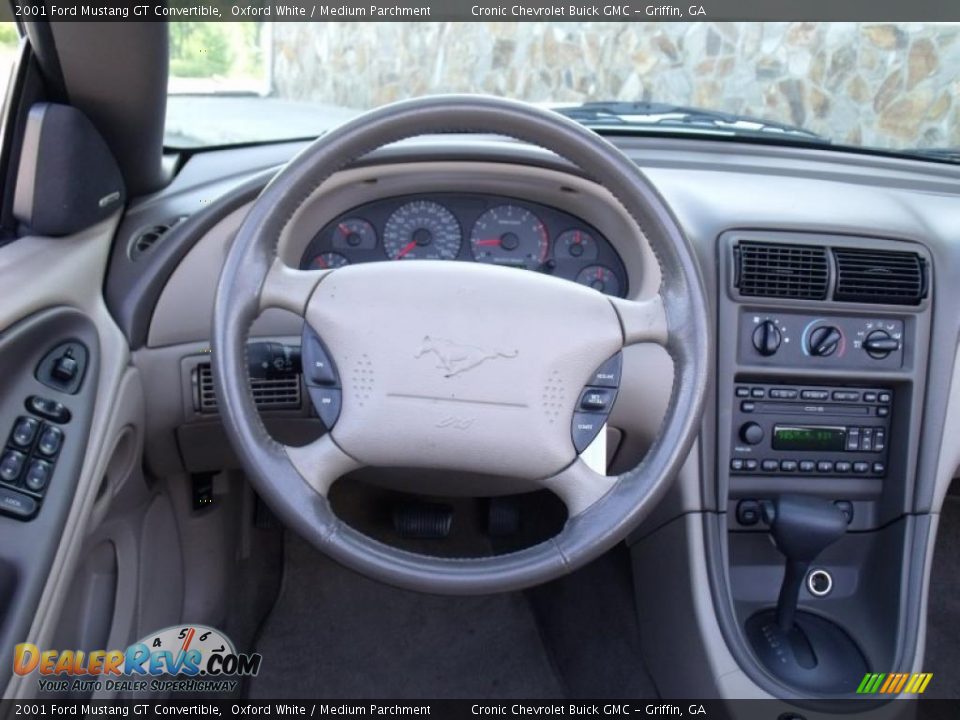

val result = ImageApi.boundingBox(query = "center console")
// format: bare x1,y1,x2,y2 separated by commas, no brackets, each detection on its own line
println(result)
715,230,932,695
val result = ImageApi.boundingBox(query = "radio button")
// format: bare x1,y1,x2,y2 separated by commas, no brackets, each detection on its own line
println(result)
873,462,886,474
730,458,744,471
877,406,890,417
736,387,750,398
878,392,892,404
799,460,816,472
875,429,885,451
769,388,798,399
801,390,830,400
741,402,756,413
861,428,873,451
780,460,798,472
832,391,861,402
817,461,834,473
744,459,758,471
835,461,852,473
761,460,779,472
863,392,878,402
846,427,861,451
751,388,765,398
853,462,870,474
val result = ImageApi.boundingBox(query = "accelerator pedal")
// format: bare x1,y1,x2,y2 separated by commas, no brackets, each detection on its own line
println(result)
392,501,453,539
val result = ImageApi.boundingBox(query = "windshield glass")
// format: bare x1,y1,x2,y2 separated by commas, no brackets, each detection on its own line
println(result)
166,22,960,156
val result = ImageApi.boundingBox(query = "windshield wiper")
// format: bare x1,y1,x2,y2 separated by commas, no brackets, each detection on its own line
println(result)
554,101,829,144
901,147,960,164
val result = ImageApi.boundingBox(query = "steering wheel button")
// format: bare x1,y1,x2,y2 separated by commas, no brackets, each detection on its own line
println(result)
590,353,622,388
24,460,51,493
579,387,614,412
571,413,604,453
302,334,338,386
308,387,341,430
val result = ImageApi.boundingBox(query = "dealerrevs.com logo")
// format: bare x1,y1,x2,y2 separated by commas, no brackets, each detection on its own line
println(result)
13,625,262,694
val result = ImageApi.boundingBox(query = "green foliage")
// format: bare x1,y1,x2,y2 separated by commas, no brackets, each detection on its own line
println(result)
0,23,19,49
169,22,263,80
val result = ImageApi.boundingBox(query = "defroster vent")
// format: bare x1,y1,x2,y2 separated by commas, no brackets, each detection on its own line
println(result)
194,363,301,413
833,248,926,305
735,242,829,300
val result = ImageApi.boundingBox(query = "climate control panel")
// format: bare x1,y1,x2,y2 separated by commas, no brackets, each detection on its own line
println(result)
739,311,905,369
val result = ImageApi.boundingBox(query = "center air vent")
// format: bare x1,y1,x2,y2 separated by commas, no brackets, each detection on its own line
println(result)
194,363,301,413
735,242,829,300
833,248,926,306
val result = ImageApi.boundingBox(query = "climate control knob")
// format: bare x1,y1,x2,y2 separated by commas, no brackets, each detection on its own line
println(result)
752,321,782,357
863,330,900,359
807,325,842,357
740,422,764,445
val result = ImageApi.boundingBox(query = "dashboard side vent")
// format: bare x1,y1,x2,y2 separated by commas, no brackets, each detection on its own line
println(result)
130,216,187,260
833,248,926,305
194,363,301,413
735,242,829,300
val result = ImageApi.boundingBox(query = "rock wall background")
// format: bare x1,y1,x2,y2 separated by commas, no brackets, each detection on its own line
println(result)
271,22,960,149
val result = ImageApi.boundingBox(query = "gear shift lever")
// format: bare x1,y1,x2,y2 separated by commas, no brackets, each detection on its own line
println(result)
747,494,867,693
763,495,848,632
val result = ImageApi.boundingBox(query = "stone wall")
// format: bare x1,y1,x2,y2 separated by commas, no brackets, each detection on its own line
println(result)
271,22,960,150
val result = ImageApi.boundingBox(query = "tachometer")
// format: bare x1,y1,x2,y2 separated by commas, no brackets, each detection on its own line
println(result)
309,252,349,269
383,201,462,260
575,265,621,296
470,205,549,270
331,218,377,250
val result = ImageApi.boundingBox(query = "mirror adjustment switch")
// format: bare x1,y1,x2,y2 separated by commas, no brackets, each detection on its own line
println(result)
24,460,52,493
37,426,63,457
10,417,39,448
0,487,38,520
0,450,26,483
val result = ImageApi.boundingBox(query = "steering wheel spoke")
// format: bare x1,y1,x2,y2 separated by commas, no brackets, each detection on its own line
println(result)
259,258,330,316
284,434,363,497
539,459,617,516
609,294,668,347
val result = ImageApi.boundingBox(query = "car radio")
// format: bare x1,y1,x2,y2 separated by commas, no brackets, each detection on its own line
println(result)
729,383,892,477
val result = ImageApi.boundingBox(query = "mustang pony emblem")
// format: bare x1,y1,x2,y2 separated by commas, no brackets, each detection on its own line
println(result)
415,336,519,377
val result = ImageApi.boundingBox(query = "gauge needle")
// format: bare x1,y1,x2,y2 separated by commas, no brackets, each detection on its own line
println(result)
396,240,418,259
314,257,328,269
338,223,351,235
475,238,501,246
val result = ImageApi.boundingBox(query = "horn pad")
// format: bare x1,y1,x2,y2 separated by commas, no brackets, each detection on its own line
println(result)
303,261,623,479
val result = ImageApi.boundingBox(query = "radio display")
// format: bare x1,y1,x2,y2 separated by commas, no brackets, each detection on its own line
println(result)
772,425,846,452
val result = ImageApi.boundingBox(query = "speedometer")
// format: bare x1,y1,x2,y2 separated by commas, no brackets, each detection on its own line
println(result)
383,201,462,260
470,205,549,270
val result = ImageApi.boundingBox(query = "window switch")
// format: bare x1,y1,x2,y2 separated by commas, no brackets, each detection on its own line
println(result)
0,450,26,483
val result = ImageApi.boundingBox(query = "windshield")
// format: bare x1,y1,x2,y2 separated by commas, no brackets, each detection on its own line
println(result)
166,22,959,157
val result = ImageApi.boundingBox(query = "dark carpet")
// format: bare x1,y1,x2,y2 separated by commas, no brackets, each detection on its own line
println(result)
925,487,960,699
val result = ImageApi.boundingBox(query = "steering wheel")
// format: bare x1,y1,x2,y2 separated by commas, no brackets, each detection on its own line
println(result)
212,95,710,594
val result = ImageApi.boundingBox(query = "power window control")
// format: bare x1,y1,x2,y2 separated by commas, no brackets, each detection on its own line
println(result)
11,417,39,448
24,460,52,493
0,450,26,483
36,426,63,457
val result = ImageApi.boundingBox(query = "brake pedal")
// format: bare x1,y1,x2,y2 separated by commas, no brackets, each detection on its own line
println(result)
392,501,453,538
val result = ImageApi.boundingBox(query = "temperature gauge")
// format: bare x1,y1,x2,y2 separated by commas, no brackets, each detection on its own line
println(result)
555,229,599,260
309,252,349,269
575,265,621,296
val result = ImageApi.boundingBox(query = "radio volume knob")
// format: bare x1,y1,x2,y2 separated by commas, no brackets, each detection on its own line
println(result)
752,320,782,356
807,325,842,357
740,422,764,445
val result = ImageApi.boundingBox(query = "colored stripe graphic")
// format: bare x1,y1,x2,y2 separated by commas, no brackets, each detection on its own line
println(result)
857,672,932,694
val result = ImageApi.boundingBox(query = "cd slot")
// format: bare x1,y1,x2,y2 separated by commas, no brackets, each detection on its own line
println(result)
742,402,871,417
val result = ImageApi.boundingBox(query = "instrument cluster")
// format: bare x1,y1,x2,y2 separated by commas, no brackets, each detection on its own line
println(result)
299,194,628,297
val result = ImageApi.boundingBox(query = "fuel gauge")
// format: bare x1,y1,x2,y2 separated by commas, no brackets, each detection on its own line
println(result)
576,265,621,296
555,229,599,260
310,252,349,269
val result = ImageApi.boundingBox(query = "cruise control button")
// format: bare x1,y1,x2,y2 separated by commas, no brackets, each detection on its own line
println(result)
591,354,622,388
579,387,614,413
572,413,604,453
0,450,26,483
24,460,51,493
0,487,37,520
308,387,341,429
37,426,63,457
11,417,39,448
302,335,337,386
